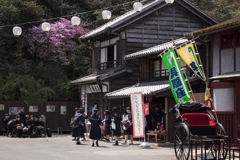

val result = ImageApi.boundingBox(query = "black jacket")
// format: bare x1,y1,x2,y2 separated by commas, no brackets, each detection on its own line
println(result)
19,111,25,125
153,110,164,124
27,119,35,127
3,118,10,130
37,121,44,128
14,120,22,128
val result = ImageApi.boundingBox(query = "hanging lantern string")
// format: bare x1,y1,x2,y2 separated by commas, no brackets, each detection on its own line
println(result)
0,0,137,29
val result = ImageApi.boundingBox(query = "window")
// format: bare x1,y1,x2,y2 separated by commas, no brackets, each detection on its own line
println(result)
213,88,234,111
154,60,160,77
99,45,116,70
222,34,234,49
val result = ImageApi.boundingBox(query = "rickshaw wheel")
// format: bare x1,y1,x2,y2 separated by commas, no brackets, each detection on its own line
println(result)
210,123,228,160
174,125,190,160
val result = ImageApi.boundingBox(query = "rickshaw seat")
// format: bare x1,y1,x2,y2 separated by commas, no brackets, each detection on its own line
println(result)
182,113,216,127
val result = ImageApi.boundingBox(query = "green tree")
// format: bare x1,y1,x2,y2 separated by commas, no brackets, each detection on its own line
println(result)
2,74,55,106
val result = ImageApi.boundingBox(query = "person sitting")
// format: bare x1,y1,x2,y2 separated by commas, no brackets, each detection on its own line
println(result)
14,115,23,138
153,104,164,129
27,115,35,137
37,116,45,137
3,114,10,136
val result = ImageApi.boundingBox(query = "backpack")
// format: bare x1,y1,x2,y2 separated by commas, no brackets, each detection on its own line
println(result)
6,119,16,130
70,115,80,128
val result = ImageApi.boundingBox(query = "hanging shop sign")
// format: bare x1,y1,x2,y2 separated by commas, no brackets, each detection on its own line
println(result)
89,84,101,93
176,43,210,101
130,92,145,138
144,103,149,116
162,48,192,103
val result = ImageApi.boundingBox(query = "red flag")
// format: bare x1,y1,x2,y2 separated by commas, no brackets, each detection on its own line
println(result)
144,103,149,116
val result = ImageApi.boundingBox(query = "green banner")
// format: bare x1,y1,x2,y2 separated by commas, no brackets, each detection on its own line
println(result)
162,48,192,103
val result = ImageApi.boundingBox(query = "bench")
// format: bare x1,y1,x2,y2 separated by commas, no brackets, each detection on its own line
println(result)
146,131,166,143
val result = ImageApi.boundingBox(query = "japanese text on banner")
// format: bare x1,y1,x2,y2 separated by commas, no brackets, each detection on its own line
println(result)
162,48,192,103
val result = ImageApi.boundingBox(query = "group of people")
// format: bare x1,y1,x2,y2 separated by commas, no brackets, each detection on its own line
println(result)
3,107,45,138
71,103,139,146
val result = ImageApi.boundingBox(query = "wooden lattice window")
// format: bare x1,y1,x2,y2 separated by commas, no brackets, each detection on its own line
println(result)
222,34,234,49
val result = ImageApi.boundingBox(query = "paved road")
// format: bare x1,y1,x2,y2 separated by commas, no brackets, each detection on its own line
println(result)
0,134,176,160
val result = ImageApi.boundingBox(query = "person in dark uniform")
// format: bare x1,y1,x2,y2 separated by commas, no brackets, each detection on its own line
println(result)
3,114,10,136
89,109,102,147
27,115,35,136
112,107,122,146
25,113,30,126
121,107,134,145
14,115,23,138
72,108,78,141
37,116,45,137
75,108,88,145
102,110,111,142
153,104,164,130
19,107,26,126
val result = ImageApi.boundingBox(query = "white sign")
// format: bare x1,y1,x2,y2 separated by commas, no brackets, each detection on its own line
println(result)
130,92,145,138
89,84,101,93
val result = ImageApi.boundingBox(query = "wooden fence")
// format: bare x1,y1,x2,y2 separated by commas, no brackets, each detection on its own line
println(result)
0,101,80,132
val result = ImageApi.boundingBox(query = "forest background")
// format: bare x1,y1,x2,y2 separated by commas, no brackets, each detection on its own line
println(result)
0,0,239,105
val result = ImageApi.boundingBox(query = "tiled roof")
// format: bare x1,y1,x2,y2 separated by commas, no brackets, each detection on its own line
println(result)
123,38,188,60
184,16,240,37
80,0,217,41
70,74,97,85
79,0,160,40
70,68,133,85
105,81,170,99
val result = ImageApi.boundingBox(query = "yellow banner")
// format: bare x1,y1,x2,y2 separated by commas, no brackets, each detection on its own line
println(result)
177,43,210,101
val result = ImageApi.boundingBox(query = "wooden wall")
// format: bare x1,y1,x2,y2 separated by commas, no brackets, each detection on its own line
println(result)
126,3,210,48
0,101,80,132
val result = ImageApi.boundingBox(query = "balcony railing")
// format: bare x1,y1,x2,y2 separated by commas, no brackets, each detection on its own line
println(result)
140,66,190,82
97,60,117,71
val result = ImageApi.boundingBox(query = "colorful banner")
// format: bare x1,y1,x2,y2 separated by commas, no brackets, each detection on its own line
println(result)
176,43,210,101
144,103,149,116
130,92,145,138
162,48,192,103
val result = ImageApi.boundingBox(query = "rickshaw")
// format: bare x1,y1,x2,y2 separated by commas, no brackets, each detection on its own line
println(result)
170,102,228,160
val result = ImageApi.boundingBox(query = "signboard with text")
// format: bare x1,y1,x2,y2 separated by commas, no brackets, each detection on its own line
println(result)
130,92,145,138
89,84,101,93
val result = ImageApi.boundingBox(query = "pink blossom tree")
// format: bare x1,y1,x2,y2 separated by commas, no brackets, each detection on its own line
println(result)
19,18,90,65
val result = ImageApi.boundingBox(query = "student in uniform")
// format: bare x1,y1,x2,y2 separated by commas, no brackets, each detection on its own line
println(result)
75,108,88,145
102,110,111,142
19,107,26,126
25,113,30,126
27,115,35,136
89,109,101,147
121,107,134,145
37,116,45,137
112,107,122,146
14,115,23,138
3,114,10,136
72,108,78,141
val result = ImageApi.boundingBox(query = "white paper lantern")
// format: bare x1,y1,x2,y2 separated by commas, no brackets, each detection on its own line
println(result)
71,16,81,26
12,26,22,37
41,22,51,32
102,10,111,20
133,2,143,12
165,0,174,4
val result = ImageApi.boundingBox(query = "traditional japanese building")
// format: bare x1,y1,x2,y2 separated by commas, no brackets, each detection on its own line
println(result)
184,16,240,140
71,0,217,141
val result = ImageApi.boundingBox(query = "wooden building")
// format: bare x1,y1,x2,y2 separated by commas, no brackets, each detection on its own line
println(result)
184,17,240,140
71,0,217,141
